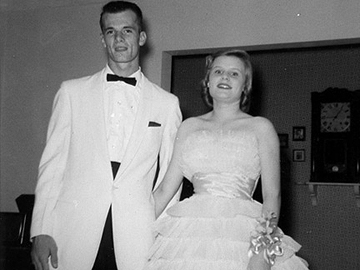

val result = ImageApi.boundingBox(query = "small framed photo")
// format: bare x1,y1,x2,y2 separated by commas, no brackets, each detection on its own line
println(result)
293,149,305,162
278,133,289,148
293,126,306,141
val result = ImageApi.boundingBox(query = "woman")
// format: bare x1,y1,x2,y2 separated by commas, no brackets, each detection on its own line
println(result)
145,50,309,269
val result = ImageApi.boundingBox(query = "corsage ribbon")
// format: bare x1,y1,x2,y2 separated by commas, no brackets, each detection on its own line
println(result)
248,212,284,265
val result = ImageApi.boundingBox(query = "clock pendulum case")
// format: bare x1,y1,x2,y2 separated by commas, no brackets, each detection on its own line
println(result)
311,87,360,183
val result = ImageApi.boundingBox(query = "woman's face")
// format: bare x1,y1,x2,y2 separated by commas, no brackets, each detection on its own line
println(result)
208,55,246,105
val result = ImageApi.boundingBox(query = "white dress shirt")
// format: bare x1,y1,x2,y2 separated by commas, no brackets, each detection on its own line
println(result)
104,66,141,162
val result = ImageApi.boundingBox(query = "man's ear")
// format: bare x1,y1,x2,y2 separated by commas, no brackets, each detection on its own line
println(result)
100,32,107,48
139,31,147,46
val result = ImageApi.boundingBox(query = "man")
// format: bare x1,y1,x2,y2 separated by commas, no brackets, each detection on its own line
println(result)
30,1,182,270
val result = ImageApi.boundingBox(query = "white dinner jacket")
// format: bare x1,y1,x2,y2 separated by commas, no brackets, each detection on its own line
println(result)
30,68,182,270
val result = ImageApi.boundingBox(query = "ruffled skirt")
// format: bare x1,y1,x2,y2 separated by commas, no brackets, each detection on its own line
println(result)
144,195,309,270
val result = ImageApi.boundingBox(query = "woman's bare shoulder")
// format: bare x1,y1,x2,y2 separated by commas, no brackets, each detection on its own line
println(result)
181,114,210,128
250,116,278,144
252,116,276,131
177,116,205,139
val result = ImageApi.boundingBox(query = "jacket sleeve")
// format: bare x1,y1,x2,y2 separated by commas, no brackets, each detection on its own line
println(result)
30,84,72,238
154,96,182,206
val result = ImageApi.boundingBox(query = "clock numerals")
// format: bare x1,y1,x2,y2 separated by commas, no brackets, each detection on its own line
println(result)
320,102,351,133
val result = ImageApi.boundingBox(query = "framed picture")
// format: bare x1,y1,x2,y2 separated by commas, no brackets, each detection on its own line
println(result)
293,126,306,141
293,149,305,162
278,133,289,148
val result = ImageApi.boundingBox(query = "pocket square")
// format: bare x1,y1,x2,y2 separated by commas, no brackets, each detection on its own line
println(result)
148,121,161,127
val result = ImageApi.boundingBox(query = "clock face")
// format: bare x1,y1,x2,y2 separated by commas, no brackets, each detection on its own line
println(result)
320,102,351,132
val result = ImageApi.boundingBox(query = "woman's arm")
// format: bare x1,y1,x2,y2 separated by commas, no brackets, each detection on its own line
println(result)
257,117,281,223
248,117,281,270
153,120,191,218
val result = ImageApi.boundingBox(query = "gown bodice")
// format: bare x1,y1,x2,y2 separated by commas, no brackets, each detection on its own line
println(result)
180,129,261,199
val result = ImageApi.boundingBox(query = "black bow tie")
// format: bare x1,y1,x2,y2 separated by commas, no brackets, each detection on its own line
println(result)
107,74,137,86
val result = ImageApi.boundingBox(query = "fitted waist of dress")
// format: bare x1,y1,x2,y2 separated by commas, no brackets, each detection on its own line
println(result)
191,172,255,200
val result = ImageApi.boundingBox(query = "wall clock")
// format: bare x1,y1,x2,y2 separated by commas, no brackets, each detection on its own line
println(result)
320,102,350,133
311,88,360,183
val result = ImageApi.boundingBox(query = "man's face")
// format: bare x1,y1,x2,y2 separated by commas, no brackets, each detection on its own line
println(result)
101,10,147,68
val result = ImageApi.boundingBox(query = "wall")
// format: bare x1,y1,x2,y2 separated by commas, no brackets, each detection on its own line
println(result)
1,1,360,269
0,1,107,212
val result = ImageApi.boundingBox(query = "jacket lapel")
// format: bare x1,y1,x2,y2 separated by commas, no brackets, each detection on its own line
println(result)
88,68,114,180
114,73,153,180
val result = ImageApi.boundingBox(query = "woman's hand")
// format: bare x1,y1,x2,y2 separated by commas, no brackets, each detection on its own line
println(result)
247,251,271,270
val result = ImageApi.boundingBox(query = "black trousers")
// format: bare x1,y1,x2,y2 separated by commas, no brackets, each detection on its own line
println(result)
92,161,120,270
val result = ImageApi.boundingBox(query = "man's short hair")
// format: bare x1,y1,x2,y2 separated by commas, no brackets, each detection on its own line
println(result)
100,1,143,32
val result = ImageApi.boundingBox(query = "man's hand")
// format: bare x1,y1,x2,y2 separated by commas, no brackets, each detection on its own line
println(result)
31,235,58,270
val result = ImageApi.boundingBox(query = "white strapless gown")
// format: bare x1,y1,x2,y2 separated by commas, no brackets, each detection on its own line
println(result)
145,130,309,270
